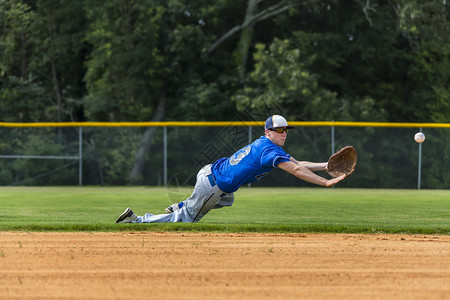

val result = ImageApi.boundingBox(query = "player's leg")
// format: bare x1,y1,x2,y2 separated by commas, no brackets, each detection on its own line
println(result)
166,192,233,214
165,202,184,213
116,168,205,223
176,164,224,222
120,165,225,223
135,170,211,223
212,193,234,209
166,172,234,214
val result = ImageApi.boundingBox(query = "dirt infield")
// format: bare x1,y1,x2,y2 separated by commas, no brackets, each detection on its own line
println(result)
0,232,449,299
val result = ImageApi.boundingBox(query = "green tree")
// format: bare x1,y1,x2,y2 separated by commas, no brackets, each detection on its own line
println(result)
0,0,87,122
82,0,236,183
83,1,167,122
31,0,88,122
0,1,44,122
391,0,449,122
232,0,449,123
233,38,338,121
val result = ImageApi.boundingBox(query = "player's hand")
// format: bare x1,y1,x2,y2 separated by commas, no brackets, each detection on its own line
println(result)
325,174,346,187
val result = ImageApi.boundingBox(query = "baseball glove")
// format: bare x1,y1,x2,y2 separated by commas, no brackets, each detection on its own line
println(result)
327,146,357,178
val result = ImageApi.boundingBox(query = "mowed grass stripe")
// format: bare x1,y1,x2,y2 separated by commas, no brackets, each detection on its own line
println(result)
0,187,448,234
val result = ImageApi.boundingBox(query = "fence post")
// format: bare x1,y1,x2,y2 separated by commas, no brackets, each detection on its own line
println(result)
248,126,252,188
331,122,335,155
418,128,422,190
78,127,82,186
164,126,167,186
331,123,335,188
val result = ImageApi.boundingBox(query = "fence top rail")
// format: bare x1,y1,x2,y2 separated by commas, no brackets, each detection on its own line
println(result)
0,121,449,128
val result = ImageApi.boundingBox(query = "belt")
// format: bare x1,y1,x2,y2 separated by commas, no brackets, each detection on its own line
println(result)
207,173,216,187
207,173,227,197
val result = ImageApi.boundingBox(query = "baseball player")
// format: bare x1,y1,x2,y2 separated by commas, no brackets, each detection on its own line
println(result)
116,115,348,224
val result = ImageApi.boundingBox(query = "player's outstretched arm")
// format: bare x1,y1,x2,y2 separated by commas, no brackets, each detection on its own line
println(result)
278,161,345,187
289,157,327,172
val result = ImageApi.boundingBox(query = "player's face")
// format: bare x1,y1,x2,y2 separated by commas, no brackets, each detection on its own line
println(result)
266,127,287,146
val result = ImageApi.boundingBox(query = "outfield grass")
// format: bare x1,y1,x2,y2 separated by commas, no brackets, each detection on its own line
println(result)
0,186,448,234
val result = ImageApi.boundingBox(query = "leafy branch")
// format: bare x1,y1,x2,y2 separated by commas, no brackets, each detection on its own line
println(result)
207,0,324,54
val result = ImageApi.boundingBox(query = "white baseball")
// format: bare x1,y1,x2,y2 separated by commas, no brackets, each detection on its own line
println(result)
414,132,425,143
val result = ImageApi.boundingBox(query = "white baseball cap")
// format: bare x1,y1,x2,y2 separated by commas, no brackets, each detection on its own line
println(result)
264,115,295,130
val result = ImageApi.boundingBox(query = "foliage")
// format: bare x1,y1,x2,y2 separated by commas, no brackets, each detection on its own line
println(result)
393,0,450,122
0,0,87,122
234,38,337,121
0,0,35,78
0,0,448,187
83,0,167,121
1,0,448,122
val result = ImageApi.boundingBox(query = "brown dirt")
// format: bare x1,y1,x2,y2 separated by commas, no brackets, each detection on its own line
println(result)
0,232,449,300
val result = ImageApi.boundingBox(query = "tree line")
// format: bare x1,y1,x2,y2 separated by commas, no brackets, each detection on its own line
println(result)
0,0,449,187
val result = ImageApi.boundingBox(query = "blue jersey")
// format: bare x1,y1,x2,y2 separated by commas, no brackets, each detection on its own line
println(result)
211,136,291,193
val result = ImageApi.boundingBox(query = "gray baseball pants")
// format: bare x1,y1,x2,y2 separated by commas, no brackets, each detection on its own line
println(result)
134,164,234,223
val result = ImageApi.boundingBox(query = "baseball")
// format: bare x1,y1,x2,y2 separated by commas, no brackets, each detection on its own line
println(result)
414,132,425,143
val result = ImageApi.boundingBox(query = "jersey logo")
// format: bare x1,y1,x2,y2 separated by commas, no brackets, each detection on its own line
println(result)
230,146,251,165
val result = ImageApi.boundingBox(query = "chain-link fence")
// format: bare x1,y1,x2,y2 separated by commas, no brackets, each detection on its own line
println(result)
0,122,449,189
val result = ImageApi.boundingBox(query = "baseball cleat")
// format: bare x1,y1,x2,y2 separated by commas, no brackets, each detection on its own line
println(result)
165,203,180,214
115,207,137,223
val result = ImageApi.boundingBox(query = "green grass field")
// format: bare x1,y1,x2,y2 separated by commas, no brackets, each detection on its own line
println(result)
0,187,448,234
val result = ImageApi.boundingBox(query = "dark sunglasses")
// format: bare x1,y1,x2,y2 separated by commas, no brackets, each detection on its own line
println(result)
270,128,288,134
